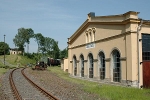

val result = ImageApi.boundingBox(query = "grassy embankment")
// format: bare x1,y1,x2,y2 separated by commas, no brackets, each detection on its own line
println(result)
0,55,35,86
0,55,35,68
48,67,150,100
0,68,7,77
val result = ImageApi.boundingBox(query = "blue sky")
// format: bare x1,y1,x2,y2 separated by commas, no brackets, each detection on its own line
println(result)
0,0,150,53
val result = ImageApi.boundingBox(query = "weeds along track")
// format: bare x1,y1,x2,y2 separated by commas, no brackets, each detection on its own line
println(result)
9,68,59,100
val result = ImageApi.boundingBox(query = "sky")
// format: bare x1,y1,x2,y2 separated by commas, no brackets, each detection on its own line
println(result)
0,0,150,53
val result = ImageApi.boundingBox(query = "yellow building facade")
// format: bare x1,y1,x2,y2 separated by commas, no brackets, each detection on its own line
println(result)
67,11,150,88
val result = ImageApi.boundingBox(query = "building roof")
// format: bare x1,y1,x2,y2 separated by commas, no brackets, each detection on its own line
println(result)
94,11,139,18
68,11,144,44
9,48,19,51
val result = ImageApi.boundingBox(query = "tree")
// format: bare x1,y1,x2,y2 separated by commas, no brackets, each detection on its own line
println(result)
13,28,25,52
34,33,60,59
52,41,60,59
0,42,9,55
13,28,34,54
45,37,55,56
60,48,68,59
34,33,45,53
25,28,34,53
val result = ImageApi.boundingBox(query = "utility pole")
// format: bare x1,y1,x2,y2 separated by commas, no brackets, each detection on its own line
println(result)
4,34,6,65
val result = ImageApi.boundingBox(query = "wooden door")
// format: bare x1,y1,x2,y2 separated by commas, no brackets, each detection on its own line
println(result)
143,61,150,88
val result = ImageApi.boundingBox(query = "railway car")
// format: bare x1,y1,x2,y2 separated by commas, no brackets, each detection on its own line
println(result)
47,57,60,66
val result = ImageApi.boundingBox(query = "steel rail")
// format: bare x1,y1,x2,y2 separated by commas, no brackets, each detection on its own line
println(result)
21,67,59,100
9,68,22,100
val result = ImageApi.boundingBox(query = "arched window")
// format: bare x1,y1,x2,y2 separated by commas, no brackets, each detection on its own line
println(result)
80,54,84,77
85,27,96,43
112,50,121,82
98,52,105,80
88,53,93,78
92,32,95,42
73,55,77,76
86,33,88,43
88,32,92,42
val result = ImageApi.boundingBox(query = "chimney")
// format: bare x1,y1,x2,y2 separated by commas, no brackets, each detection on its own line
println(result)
88,12,95,19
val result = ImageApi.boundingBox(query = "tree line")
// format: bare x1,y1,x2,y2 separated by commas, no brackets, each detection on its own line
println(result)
0,27,68,61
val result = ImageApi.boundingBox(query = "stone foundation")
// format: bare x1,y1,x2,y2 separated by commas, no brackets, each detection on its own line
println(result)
125,80,138,87
70,75,138,88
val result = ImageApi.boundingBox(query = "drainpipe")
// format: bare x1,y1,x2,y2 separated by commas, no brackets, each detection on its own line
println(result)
137,19,143,88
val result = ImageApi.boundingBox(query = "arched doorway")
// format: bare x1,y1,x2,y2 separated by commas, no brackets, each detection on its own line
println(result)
88,53,93,78
98,52,105,80
73,55,77,76
112,49,121,82
80,54,84,77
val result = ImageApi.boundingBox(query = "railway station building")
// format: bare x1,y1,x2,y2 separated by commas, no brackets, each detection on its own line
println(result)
67,11,150,88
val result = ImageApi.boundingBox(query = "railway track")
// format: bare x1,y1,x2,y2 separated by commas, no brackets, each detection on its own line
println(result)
9,68,22,100
9,67,59,100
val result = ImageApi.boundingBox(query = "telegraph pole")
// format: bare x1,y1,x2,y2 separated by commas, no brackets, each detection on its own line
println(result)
4,34,6,65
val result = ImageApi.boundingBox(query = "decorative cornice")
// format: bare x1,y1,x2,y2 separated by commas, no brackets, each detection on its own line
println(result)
69,58,126,63
68,19,89,44
94,11,139,18
95,31,136,43
89,18,139,25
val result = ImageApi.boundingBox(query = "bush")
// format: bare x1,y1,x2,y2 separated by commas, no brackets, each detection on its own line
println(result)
9,66,16,69
5,66,9,69
24,53,35,59
0,65,10,69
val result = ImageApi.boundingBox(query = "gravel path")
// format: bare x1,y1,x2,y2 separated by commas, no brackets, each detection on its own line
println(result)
25,68,100,100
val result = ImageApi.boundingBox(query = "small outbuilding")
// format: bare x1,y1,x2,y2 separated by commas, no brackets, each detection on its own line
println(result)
9,48,22,55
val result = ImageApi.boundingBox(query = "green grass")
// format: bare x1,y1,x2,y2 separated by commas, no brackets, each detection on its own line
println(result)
19,55,35,66
0,55,35,68
0,62,3,67
48,67,150,100
0,68,8,76
0,55,17,65
0,68,8,87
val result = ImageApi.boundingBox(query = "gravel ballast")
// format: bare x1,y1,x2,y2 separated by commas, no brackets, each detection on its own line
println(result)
0,67,100,100
25,68,100,100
